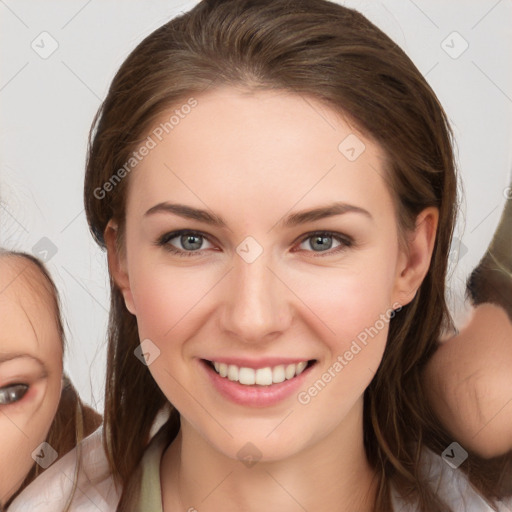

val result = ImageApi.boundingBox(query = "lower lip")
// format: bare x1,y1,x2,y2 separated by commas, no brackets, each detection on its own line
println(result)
199,359,316,407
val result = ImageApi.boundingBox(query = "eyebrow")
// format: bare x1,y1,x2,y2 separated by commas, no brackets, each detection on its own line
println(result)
144,201,373,228
0,353,46,367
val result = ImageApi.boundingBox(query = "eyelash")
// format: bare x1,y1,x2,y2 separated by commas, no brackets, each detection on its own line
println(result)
0,383,29,406
155,230,353,258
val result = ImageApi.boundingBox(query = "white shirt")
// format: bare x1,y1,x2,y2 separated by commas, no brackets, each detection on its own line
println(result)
8,425,512,512
391,448,512,511
7,426,119,512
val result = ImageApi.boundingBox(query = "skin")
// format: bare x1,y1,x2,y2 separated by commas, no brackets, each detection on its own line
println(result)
105,86,437,511
424,303,512,459
0,257,63,506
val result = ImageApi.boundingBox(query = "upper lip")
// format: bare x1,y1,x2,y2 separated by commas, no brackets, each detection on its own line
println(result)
202,357,316,369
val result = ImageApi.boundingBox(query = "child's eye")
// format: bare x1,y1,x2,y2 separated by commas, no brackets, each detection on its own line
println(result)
156,230,353,258
0,383,29,405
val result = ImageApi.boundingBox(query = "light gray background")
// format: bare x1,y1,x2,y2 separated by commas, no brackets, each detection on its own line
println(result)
1,0,511,411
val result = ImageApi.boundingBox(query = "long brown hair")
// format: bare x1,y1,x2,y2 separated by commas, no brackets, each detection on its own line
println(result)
83,0,511,509
0,250,102,511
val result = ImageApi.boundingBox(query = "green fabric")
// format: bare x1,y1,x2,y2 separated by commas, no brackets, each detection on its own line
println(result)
137,425,171,511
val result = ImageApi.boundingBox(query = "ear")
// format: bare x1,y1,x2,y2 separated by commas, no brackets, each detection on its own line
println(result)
392,207,439,307
104,220,137,315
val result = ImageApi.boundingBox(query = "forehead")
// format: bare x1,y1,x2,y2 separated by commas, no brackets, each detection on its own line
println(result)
128,86,392,223
0,258,62,361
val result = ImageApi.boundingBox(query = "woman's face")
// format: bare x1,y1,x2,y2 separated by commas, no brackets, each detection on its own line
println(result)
111,86,433,462
0,259,63,504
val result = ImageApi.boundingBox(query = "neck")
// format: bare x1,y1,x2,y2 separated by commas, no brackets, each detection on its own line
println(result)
161,398,379,512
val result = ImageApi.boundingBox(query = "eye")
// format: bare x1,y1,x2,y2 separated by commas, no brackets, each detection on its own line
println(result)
156,230,353,258
296,231,353,256
0,383,29,405
156,230,215,257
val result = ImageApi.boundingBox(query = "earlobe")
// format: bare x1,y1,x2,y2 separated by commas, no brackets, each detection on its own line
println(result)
104,220,137,315
393,207,439,307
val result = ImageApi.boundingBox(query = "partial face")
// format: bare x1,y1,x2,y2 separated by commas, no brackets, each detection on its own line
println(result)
0,259,63,505
115,87,410,462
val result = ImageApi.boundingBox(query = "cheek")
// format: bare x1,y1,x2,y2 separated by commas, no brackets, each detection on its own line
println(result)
291,257,398,344
129,258,219,342
0,420,37,501
0,378,60,502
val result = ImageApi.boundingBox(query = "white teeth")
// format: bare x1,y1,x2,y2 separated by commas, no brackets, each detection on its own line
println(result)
239,367,255,385
255,367,273,386
211,360,311,386
296,361,307,375
272,365,286,383
227,365,239,381
285,364,296,380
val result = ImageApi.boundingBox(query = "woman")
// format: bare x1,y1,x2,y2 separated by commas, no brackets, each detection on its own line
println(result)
0,251,102,511
9,0,512,510
84,0,512,509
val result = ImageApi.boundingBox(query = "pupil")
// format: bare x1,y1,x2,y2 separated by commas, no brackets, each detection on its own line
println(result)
183,234,201,250
312,235,331,251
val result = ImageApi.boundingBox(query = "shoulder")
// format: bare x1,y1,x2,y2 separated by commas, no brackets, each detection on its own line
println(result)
7,426,121,512
391,447,512,511
430,303,512,457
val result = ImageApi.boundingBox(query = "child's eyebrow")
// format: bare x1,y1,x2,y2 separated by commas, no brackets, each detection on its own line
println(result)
0,353,47,369
144,201,373,229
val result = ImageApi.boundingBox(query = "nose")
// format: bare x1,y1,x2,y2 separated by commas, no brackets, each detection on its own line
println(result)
220,249,291,344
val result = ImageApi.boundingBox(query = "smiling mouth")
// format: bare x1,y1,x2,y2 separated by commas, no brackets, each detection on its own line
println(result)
203,359,317,386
